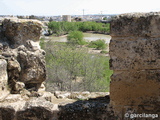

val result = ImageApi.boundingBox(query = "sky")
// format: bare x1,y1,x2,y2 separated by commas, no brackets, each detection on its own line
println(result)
0,0,160,16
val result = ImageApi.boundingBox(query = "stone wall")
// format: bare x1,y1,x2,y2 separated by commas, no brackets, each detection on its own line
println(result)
110,12,160,119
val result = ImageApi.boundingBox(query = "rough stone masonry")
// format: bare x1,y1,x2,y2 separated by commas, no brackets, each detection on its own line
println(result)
110,12,160,119
0,19,46,93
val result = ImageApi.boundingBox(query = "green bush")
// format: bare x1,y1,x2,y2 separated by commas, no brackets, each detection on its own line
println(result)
67,31,86,45
88,39,106,50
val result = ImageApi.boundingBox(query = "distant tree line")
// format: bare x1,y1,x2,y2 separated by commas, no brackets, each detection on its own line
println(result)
17,15,44,21
48,21,110,36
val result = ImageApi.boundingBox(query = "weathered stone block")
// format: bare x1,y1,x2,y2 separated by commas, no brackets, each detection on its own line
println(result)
110,70,160,118
2,19,42,48
17,45,46,87
0,59,8,91
110,70,160,105
0,59,9,101
110,38,160,70
111,12,160,38
0,59,7,84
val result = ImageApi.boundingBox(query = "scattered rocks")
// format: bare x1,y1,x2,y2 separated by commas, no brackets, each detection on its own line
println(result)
54,91,109,100
54,91,71,99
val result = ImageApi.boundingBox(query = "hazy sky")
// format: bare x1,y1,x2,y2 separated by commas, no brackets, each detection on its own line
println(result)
0,0,160,15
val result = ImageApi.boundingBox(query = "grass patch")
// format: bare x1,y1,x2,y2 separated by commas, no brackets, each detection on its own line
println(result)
100,50,109,54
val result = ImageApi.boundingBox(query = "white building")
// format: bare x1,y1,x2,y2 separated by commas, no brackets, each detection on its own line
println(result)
62,15,71,22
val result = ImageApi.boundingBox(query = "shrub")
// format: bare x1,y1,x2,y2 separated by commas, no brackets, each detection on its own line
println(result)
88,39,106,50
67,31,86,45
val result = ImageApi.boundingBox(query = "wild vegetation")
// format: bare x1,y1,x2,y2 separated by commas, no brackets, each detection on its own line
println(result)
40,39,112,92
48,21,110,36
40,21,111,92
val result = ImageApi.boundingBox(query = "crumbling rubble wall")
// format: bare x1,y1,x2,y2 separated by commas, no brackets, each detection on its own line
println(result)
109,12,160,119
0,18,52,120
0,18,46,94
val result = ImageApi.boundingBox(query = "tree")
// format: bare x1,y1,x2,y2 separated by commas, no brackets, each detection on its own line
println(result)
29,15,37,19
67,31,85,45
